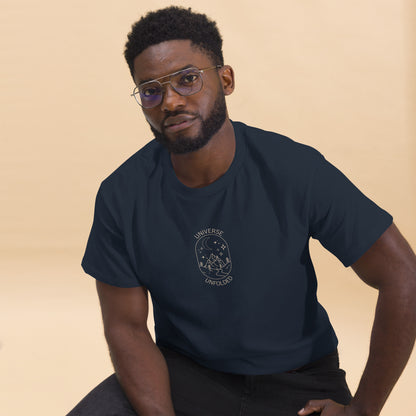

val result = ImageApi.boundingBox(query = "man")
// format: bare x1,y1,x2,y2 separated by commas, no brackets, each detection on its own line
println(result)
68,6,416,416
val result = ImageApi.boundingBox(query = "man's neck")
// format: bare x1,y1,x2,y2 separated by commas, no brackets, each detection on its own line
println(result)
169,119,235,189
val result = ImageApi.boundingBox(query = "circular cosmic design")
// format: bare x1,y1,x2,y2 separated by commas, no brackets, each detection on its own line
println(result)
195,234,232,280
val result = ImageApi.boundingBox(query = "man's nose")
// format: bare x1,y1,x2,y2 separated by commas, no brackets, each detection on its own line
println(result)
160,83,186,112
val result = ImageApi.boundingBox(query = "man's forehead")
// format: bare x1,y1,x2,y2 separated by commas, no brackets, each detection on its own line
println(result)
132,39,212,84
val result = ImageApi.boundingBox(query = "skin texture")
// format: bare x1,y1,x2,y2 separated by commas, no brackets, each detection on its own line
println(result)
97,282,175,416
148,89,227,155
299,223,416,416
99,39,416,416
133,40,236,188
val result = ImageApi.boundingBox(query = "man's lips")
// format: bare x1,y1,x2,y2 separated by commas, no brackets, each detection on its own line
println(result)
163,114,197,132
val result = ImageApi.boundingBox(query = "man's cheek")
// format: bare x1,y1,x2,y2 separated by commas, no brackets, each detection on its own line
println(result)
145,115,162,132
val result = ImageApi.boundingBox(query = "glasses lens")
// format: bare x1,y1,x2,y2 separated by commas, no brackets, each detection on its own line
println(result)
171,69,202,96
139,82,163,108
133,68,204,108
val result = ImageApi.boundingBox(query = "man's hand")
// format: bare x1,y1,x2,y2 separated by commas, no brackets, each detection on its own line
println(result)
298,400,362,415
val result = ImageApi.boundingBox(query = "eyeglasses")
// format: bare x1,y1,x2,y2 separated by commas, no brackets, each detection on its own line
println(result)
131,65,222,109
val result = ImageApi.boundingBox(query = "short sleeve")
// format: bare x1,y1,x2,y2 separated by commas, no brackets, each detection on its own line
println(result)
81,183,143,287
309,154,393,267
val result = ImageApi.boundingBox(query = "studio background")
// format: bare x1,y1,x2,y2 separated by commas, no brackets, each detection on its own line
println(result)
1,0,415,415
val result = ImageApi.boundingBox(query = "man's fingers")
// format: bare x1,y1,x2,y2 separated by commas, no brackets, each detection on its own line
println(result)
298,399,332,415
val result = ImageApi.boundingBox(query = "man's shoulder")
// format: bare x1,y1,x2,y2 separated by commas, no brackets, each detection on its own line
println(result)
233,120,323,166
99,138,162,194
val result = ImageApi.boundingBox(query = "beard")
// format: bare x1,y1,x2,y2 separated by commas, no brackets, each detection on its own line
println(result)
149,91,227,154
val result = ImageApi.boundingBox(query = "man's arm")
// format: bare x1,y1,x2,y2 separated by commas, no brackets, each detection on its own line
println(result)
299,222,416,416
96,280,176,416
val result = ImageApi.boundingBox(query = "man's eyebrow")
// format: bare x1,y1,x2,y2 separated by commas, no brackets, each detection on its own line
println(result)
138,64,195,85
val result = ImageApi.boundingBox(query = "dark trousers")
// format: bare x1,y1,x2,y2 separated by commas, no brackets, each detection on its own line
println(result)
67,346,352,416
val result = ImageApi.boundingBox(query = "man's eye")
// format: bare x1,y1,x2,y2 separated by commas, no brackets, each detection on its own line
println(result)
141,86,160,97
179,74,199,85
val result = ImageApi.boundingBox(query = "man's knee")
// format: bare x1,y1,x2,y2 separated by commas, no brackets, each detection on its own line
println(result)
66,374,137,416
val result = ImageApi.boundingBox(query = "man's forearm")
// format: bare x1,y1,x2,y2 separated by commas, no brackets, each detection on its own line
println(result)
106,326,176,416
349,284,416,416
300,225,416,416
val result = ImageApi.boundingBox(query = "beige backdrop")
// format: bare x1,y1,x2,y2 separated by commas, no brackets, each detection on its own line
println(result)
1,0,415,415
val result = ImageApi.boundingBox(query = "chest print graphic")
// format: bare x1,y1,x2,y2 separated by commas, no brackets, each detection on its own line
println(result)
194,228,233,286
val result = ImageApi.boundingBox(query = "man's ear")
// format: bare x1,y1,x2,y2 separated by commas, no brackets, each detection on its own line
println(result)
219,65,235,96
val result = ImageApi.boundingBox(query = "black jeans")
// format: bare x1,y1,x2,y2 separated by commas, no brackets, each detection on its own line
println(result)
67,346,352,416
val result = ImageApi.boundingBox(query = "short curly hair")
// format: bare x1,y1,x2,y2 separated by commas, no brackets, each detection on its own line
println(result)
124,6,224,80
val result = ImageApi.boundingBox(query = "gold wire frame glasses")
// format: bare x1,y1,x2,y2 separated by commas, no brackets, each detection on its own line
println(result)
131,65,222,109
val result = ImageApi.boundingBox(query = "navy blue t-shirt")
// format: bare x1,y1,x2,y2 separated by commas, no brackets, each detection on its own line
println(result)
81,121,393,375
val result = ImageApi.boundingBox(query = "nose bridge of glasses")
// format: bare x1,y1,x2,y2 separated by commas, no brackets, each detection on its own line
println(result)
158,79,189,110
159,79,183,97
